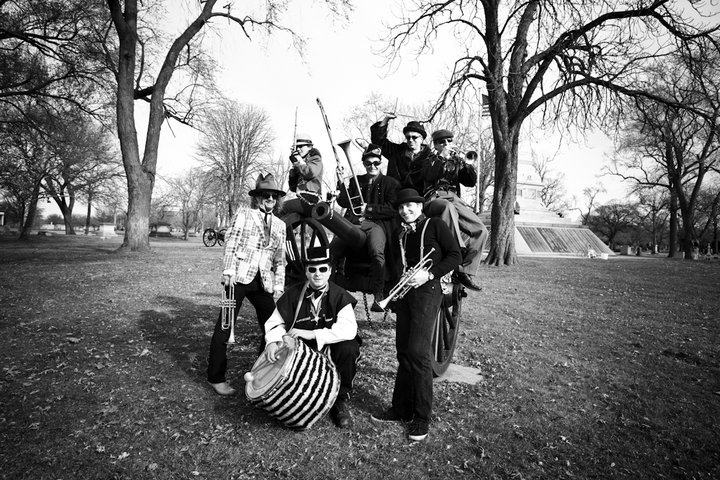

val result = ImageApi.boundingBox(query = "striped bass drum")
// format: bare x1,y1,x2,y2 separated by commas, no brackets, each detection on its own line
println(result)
244,334,340,430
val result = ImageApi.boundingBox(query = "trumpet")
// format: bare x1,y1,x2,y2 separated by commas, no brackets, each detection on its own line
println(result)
377,248,435,311
220,283,237,345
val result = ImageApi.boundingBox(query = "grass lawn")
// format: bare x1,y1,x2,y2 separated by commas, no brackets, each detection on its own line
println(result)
0,235,718,479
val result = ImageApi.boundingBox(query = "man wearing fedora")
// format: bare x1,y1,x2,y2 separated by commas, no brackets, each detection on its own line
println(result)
207,173,287,396
370,113,433,192
371,188,461,442
288,133,324,199
264,246,361,429
331,143,400,311
424,128,488,292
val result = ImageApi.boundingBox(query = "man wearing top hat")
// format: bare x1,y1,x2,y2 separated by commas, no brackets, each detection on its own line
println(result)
369,113,434,192
288,133,324,198
371,188,461,442
263,246,361,429
207,173,287,396
330,143,401,311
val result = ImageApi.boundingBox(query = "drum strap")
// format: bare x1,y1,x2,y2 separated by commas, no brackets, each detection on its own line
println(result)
289,282,309,331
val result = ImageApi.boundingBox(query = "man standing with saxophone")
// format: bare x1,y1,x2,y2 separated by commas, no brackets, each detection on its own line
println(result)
371,188,461,442
206,174,287,396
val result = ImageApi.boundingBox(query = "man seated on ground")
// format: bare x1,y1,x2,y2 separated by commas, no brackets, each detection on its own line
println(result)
263,246,361,429
423,129,488,291
330,143,400,312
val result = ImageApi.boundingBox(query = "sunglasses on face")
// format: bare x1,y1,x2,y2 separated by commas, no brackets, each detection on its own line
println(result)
306,266,329,273
363,161,381,167
261,193,278,200
405,135,422,141
434,138,453,145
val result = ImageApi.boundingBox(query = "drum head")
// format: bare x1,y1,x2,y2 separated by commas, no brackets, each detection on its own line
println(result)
245,343,293,399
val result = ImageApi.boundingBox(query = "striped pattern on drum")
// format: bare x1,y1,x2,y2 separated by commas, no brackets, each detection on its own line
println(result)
250,340,340,430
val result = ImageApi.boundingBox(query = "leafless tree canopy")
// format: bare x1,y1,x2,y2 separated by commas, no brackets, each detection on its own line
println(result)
382,0,719,265
196,100,276,219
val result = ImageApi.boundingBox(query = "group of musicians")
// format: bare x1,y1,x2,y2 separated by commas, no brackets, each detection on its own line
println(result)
206,114,488,442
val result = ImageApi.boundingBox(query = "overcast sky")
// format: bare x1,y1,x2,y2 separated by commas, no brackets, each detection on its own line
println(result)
149,0,628,210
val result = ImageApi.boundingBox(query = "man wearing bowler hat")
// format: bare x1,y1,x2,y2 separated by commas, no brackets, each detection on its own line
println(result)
371,188,461,442
263,246,361,429
370,113,434,192
207,173,287,396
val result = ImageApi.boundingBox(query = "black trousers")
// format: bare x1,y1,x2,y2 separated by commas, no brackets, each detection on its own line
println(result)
391,280,443,423
330,220,387,296
206,273,276,384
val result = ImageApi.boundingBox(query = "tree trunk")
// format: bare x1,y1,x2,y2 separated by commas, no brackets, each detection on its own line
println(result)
121,163,153,251
485,132,519,266
85,192,92,235
668,189,678,258
59,204,76,235
19,190,41,240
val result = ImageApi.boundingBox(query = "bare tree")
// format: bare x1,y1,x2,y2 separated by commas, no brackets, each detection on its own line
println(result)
196,100,276,219
610,38,720,258
635,187,669,253
163,167,211,240
104,0,350,252
532,152,566,213
586,201,638,250
383,1,719,265
0,0,109,124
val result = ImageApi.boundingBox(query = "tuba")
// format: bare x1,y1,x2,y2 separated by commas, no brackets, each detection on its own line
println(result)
220,283,237,345
377,248,435,311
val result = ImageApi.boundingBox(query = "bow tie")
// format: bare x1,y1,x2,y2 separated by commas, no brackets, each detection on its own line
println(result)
306,287,325,300
401,221,418,233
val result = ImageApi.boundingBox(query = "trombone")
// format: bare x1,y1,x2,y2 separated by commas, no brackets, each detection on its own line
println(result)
316,98,365,216
220,283,237,345
377,248,435,311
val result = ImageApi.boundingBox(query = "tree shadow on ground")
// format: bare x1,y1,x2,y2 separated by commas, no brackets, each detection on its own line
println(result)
137,294,393,428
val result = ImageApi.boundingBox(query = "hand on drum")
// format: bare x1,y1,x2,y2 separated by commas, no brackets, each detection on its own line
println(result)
264,341,284,363
289,328,316,342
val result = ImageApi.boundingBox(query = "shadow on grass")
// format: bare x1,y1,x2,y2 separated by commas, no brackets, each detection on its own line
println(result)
136,294,393,428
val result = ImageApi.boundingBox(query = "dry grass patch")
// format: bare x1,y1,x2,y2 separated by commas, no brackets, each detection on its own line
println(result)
1,236,718,479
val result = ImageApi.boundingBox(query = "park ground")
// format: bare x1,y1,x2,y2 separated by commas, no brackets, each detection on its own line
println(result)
0,235,718,479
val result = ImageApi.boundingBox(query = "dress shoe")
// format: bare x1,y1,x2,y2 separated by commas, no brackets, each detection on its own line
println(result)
330,400,352,428
454,272,482,291
209,381,236,396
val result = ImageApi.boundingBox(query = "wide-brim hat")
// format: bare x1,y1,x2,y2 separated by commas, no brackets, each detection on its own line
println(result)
304,246,331,266
295,133,313,147
402,121,427,139
248,173,286,197
393,188,425,208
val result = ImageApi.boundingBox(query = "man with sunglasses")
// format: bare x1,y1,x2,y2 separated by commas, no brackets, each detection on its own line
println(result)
424,129,488,292
263,246,361,429
370,113,433,192
331,143,400,311
207,174,287,396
